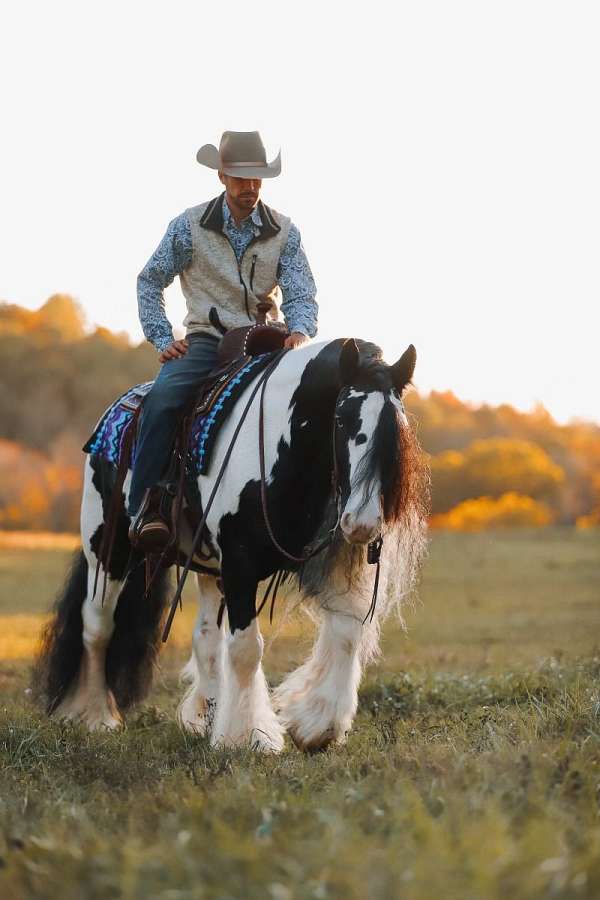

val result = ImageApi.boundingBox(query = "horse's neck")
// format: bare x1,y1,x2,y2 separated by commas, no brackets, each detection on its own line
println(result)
266,341,340,502
269,342,340,445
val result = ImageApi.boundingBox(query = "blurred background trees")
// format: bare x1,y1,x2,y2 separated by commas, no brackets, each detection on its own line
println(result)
1,295,599,532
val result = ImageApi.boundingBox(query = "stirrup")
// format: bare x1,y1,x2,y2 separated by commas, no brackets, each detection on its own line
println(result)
128,488,172,551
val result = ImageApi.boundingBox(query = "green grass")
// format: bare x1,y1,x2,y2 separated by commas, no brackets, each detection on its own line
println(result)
1,529,600,899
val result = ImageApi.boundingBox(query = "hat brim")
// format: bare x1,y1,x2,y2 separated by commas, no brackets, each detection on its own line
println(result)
196,145,281,179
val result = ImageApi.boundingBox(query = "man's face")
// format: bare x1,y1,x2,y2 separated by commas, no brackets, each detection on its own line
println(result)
219,173,262,216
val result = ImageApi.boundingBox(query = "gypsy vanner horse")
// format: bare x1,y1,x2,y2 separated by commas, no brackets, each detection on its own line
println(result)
37,337,428,752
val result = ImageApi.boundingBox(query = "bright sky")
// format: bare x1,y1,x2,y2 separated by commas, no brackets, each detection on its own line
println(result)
1,1,598,424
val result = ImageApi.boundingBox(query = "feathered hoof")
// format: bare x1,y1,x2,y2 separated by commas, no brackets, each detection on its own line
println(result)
177,695,215,737
275,686,351,754
288,724,335,753
210,717,286,754
249,724,285,754
286,721,347,753
56,708,123,731
82,711,123,732
53,689,124,732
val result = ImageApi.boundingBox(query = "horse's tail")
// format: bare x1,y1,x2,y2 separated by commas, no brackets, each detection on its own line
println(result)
34,548,171,714
34,549,88,713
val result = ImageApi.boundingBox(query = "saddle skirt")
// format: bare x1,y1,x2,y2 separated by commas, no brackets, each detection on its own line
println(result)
83,352,275,475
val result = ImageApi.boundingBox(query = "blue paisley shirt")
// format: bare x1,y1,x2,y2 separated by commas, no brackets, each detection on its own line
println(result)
137,196,318,351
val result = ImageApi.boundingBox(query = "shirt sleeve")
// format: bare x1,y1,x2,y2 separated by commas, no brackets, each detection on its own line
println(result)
137,212,193,351
277,223,318,338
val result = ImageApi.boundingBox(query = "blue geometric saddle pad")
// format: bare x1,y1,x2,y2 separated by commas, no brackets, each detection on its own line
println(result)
83,353,273,476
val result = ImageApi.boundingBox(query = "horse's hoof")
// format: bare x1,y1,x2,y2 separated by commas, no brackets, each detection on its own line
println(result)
250,726,285,754
287,723,338,753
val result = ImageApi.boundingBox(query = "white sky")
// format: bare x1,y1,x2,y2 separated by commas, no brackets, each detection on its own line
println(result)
1,1,598,424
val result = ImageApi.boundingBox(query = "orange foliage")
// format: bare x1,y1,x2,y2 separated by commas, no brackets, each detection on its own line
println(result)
0,439,82,531
576,508,600,529
430,438,564,514
430,493,554,532
0,294,86,342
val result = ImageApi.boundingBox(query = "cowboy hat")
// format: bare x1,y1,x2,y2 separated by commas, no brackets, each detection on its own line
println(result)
196,131,281,179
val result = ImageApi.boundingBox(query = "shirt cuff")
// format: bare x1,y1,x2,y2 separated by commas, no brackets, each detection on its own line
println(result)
153,332,175,353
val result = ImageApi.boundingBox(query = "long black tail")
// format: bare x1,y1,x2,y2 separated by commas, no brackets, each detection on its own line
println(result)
34,550,88,713
34,549,171,714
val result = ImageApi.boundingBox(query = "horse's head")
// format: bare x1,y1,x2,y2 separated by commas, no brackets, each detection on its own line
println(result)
334,338,417,545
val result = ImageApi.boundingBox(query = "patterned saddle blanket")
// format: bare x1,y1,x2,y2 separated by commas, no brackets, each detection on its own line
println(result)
83,353,274,476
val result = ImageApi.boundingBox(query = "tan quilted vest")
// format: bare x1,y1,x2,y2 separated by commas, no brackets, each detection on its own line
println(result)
180,194,292,340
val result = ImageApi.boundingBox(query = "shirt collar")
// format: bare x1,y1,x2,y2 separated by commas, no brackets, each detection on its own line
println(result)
222,195,262,231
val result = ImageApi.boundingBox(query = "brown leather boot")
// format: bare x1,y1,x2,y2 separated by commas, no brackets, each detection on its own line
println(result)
128,488,172,551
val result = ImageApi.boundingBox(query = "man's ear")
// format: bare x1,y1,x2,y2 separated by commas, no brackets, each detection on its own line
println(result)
339,338,360,386
391,344,417,394
218,170,225,185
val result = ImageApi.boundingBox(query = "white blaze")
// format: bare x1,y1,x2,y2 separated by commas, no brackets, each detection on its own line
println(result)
340,392,384,543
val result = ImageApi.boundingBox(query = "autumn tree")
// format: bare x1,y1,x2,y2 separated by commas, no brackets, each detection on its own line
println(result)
431,438,565,513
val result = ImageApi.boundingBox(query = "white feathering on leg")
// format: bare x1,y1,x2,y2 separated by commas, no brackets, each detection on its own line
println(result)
211,619,285,753
178,575,224,734
54,564,123,730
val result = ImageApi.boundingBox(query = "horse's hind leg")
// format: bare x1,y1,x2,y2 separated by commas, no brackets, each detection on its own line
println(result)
52,458,125,729
178,574,224,734
54,563,124,730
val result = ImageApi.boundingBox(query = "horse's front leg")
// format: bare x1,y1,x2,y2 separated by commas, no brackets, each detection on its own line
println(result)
274,577,380,752
210,561,284,753
178,574,224,734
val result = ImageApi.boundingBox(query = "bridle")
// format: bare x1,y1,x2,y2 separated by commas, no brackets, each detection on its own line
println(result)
259,372,383,625
162,349,383,642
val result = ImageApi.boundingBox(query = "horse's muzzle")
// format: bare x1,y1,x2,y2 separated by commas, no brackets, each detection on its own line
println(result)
340,511,382,545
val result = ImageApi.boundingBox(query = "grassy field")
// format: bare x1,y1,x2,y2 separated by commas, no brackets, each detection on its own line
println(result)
1,528,599,898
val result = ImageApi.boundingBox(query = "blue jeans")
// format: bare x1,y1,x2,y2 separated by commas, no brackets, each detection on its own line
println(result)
128,333,219,515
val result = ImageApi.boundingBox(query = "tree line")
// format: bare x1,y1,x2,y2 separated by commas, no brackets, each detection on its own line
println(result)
1,295,599,531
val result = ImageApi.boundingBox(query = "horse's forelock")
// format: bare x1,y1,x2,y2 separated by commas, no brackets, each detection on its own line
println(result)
353,392,429,526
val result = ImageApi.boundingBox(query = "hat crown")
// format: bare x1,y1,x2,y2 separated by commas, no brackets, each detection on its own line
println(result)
196,131,281,178
219,131,267,165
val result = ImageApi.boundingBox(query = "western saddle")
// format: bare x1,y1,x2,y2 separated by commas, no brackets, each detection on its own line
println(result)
128,302,287,553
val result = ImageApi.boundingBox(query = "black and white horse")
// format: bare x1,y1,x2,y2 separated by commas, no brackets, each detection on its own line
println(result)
37,338,428,752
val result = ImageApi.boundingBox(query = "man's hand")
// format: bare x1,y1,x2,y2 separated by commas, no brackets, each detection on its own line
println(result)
159,339,189,363
284,331,310,350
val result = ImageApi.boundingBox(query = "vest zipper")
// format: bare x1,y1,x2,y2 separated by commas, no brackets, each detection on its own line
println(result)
249,254,258,291
237,263,251,320
237,238,259,322
224,232,260,322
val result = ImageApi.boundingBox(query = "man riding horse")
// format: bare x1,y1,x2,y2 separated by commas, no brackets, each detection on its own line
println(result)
39,136,427,746
129,130,317,549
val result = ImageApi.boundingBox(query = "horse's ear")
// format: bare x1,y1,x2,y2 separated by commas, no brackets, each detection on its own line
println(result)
391,344,417,394
339,338,360,385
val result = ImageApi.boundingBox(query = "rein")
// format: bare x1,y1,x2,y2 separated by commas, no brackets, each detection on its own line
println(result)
257,368,343,564
161,349,383,643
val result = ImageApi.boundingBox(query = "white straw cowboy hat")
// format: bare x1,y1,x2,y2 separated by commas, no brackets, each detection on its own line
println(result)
196,131,281,179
